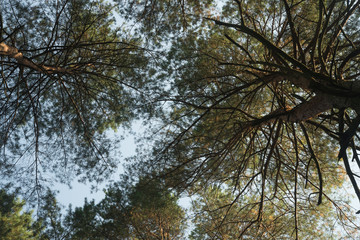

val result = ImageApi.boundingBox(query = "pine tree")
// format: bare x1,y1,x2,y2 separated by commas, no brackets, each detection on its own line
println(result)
0,189,41,239
0,0,149,191
121,0,360,237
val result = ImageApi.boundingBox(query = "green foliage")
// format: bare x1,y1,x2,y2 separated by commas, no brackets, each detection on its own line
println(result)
36,190,66,240
0,189,41,240
0,0,150,190
125,178,187,239
37,178,187,239
2,0,360,239
190,183,353,239
121,0,360,238
118,0,216,45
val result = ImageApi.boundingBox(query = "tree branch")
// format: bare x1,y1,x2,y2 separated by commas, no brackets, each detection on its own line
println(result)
0,42,76,74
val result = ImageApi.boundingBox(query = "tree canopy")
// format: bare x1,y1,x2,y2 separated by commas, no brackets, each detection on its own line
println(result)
34,178,186,239
0,0,150,190
122,0,360,237
0,188,42,239
1,0,360,238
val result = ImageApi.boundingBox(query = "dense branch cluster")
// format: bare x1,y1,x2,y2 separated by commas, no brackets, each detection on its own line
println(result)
140,0,360,237
0,0,148,190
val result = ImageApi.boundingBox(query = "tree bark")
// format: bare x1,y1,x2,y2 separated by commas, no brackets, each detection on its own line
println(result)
0,42,73,74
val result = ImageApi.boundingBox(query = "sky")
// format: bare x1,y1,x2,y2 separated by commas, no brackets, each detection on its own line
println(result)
55,123,138,208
